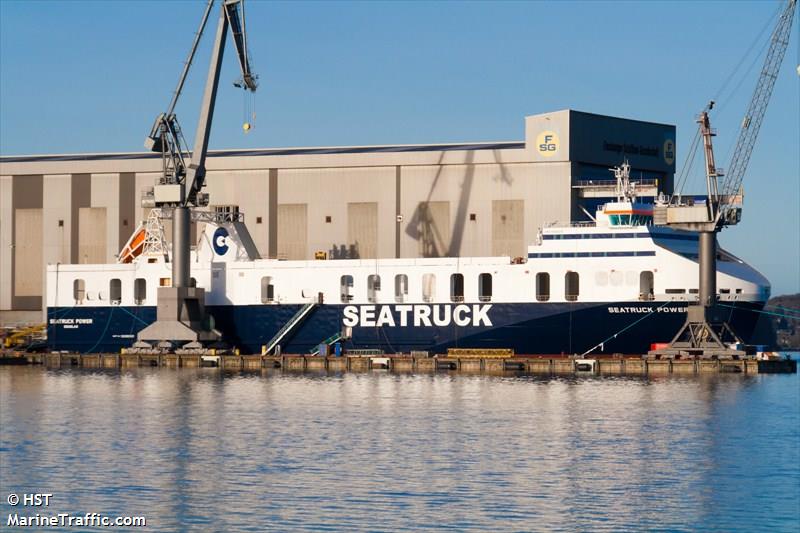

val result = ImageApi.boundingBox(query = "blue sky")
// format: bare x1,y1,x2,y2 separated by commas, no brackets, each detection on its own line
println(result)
1,0,798,295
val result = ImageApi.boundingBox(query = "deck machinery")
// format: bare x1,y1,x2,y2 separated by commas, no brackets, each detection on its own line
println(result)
134,0,257,351
650,0,796,359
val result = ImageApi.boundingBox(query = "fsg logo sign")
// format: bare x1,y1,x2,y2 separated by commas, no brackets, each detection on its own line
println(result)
663,139,675,166
536,131,559,157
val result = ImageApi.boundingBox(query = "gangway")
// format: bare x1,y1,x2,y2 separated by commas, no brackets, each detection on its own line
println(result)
262,302,318,355
308,332,343,355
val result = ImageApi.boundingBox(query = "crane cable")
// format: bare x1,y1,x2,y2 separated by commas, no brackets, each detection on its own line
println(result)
671,3,783,202
671,127,702,201
714,22,777,167
712,2,784,114
243,91,256,133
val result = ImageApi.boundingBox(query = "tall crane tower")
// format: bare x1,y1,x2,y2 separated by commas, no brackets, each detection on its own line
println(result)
651,0,796,358
136,0,258,349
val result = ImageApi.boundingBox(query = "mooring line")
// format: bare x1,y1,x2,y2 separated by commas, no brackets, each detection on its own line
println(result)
580,300,672,357
717,303,800,321
762,303,800,316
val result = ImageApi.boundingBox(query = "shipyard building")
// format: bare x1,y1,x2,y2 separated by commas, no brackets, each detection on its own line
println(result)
0,109,676,321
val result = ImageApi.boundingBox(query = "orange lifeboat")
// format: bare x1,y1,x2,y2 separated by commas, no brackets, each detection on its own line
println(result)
118,225,146,263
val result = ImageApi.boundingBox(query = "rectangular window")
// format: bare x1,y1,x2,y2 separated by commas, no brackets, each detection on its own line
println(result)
422,273,436,303
134,278,146,305
109,278,122,304
340,275,354,303
536,272,550,302
639,271,654,301
450,273,464,302
367,275,381,303
565,271,579,302
478,273,492,302
395,274,408,303
665,288,686,294
261,276,274,303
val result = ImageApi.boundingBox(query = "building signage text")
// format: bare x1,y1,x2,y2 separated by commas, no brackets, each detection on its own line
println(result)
603,141,659,158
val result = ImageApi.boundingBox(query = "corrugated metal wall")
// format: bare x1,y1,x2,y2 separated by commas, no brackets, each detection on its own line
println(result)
347,202,377,259
492,199,525,258
277,203,307,260
13,208,42,297
78,207,107,263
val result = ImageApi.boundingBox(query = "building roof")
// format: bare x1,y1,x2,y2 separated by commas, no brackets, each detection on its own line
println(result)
0,141,525,163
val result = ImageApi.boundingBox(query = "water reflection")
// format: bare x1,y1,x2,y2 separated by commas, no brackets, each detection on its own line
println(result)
1,368,797,532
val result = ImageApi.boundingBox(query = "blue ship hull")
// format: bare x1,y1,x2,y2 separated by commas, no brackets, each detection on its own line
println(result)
47,301,765,355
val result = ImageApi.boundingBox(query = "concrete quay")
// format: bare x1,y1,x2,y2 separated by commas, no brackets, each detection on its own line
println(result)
8,352,796,375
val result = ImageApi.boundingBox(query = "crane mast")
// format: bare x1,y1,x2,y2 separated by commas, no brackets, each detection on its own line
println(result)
650,0,795,359
136,0,258,349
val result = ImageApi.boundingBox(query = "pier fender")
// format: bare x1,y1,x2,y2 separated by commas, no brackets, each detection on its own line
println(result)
370,357,389,369
575,359,598,373
436,360,457,370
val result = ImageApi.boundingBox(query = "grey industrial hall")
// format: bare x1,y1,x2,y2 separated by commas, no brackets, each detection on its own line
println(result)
0,109,676,322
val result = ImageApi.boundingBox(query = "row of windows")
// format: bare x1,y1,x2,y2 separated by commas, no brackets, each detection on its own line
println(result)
69,272,623,305
71,271,737,306
528,251,656,259
337,273,495,304
73,278,147,305
543,233,697,241
665,288,743,295
334,271,655,304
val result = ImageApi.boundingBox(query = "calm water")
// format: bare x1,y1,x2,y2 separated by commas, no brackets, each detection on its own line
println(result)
1,363,798,532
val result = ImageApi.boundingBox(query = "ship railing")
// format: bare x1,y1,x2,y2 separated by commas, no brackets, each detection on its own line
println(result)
146,207,245,223
573,178,658,188
568,221,597,227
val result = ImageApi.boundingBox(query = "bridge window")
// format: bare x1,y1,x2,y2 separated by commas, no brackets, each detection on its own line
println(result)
367,275,381,303
340,275,354,303
260,276,274,303
640,271,654,301
565,271,579,302
395,274,408,303
478,273,492,302
450,273,464,302
536,272,550,302
73,279,86,304
134,278,146,305
109,278,122,304
422,273,436,303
